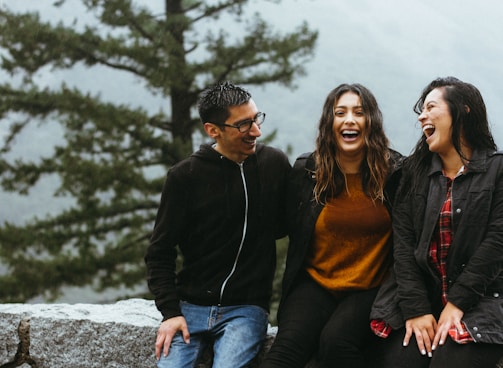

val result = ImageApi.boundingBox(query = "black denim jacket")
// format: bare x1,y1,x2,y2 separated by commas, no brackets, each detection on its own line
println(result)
372,149,503,344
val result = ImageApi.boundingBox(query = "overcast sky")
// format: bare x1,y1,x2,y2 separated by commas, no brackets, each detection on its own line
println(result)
1,0,503,222
3,0,503,155
254,0,503,158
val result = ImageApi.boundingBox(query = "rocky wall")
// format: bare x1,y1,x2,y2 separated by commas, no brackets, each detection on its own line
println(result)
0,299,501,368
0,299,281,368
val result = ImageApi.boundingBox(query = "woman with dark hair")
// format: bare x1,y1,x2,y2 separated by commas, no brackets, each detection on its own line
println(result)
371,76,503,367
260,83,403,368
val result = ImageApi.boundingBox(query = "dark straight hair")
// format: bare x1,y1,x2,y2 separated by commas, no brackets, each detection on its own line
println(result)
405,76,497,196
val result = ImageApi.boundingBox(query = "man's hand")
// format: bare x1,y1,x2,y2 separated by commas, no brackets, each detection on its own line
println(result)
432,302,464,351
155,316,190,360
403,314,437,357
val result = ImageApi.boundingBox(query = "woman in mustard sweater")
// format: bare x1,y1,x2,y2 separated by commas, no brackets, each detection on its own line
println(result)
260,83,403,368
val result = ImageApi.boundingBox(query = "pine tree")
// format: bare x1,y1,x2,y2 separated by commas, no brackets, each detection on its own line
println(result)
0,0,317,302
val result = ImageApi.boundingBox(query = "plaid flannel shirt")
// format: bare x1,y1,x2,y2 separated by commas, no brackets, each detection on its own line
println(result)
371,171,473,344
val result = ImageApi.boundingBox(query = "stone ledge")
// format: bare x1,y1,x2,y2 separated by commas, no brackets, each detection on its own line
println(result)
0,299,280,368
0,299,501,368
0,299,159,368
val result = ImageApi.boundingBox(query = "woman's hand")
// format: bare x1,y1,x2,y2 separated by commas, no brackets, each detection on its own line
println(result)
404,314,437,357
432,302,464,351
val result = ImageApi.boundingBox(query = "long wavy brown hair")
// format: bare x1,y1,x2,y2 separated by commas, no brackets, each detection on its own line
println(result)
313,83,390,203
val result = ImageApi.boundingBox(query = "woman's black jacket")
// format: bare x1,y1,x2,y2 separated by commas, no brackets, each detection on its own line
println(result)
372,149,503,344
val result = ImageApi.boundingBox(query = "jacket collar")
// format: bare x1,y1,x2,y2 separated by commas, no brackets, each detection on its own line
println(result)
428,148,493,176
195,143,264,163
304,152,316,173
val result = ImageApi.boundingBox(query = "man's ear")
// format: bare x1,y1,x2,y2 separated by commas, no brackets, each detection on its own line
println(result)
203,123,221,139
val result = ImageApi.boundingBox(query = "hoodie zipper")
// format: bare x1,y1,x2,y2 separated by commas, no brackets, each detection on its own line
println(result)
219,161,248,304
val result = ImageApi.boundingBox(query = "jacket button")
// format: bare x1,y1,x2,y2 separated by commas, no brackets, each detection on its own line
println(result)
473,326,478,332
494,292,500,298
476,333,482,339
455,208,461,213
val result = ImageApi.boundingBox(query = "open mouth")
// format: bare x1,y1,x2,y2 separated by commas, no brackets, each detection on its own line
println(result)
341,130,359,141
422,124,435,138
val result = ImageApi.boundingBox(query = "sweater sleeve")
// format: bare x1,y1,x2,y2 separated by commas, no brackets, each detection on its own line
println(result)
144,168,188,320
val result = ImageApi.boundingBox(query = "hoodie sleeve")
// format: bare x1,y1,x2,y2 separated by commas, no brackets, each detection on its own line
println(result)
274,150,292,239
145,167,189,320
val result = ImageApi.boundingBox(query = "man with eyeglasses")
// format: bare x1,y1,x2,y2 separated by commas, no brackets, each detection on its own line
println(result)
145,81,291,368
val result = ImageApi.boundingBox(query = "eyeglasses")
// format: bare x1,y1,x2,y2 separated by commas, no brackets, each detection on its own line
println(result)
216,112,266,133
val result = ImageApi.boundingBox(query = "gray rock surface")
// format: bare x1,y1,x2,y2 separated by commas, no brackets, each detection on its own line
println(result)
0,299,159,367
0,299,280,368
0,299,500,367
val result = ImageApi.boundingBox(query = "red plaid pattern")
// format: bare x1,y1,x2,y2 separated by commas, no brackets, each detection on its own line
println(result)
371,171,474,343
449,324,474,344
429,177,453,306
429,175,473,344
370,319,392,338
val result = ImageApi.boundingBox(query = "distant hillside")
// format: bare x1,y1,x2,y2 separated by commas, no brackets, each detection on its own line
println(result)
2,0,503,223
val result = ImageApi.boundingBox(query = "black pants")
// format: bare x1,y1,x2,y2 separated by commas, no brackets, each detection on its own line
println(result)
373,326,503,368
260,272,381,368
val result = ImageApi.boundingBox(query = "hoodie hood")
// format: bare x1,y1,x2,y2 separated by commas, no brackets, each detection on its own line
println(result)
192,143,265,163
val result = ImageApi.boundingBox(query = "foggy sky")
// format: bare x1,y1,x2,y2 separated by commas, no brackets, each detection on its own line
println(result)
1,0,503,223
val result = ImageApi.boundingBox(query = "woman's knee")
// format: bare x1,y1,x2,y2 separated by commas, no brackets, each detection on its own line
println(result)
261,329,315,368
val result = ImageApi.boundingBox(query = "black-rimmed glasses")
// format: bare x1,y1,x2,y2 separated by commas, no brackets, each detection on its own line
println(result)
216,112,266,133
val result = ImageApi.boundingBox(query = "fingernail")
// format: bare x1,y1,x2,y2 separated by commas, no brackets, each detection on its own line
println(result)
432,345,436,351
403,341,408,347
428,352,432,358
439,340,444,345
421,349,426,355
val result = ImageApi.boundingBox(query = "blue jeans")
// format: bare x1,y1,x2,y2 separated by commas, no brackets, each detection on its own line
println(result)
157,302,268,368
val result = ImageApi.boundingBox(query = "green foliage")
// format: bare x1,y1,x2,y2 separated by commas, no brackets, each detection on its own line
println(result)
0,0,316,302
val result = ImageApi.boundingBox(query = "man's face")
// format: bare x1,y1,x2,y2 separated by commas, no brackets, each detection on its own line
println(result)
210,99,262,163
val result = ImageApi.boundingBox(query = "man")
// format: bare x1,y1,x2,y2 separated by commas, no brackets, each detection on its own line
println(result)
145,81,291,368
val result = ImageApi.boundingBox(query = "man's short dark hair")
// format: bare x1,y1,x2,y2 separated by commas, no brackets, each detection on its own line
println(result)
198,81,252,125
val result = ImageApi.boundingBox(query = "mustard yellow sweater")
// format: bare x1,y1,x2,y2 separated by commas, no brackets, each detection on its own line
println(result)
305,173,392,292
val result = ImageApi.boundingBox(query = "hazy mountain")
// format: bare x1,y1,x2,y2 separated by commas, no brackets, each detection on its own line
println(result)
2,0,503,225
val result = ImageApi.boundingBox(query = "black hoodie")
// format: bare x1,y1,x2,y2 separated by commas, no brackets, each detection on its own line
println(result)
145,143,291,320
